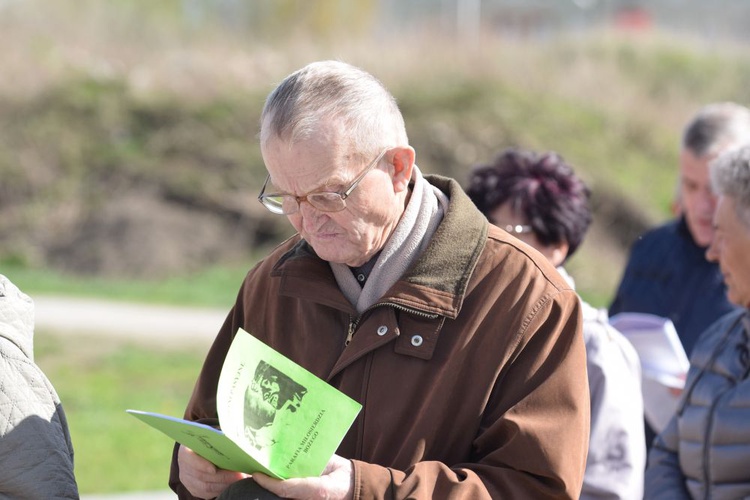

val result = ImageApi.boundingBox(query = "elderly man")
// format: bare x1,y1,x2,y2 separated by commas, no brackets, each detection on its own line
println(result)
645,144,750,499
169,60,589,499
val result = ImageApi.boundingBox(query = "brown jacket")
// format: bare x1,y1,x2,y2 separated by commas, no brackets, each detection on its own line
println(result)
170,176,589,499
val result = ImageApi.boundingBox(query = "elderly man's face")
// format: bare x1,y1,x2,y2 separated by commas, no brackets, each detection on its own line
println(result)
706,195,750,307
261,133,411,267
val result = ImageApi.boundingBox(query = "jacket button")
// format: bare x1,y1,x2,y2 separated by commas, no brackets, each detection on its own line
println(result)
377,325,388,336
410,335,423,347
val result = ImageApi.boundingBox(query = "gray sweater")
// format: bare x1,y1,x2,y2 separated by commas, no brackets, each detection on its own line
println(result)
0,275,79,499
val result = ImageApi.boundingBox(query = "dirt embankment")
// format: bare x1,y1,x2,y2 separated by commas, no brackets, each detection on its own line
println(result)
0,76,656,301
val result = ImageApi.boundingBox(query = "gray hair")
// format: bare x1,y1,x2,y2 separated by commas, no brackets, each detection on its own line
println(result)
710,144,750,226
260,60,408,159
682,102,750,158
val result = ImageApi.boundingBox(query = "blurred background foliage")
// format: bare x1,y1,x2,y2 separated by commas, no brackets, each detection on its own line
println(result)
3,1,750,305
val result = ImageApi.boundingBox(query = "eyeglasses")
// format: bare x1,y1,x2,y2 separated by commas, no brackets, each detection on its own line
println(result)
258,149,388,215
497,223,533,235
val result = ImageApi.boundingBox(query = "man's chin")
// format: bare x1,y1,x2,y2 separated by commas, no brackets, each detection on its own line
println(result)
690,226,714,248
310,244,350,265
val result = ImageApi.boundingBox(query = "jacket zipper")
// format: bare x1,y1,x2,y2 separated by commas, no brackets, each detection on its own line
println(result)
379,301,441,319
344,302,440,347
345,317,357,346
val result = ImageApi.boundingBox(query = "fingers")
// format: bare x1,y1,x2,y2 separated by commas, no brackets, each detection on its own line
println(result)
322,454,350,475
252,457,353,500
178,445,247,499
253,474,349,500
251,473,289,498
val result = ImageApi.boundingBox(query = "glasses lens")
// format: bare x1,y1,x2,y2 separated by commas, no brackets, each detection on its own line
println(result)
261,195,297,215
307,193,346,212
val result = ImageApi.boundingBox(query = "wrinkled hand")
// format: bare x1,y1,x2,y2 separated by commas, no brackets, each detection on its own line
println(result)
253,454,354,500
178,445,249,499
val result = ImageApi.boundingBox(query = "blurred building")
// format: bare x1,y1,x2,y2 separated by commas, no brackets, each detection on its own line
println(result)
176,0,750,44
377,0,750,43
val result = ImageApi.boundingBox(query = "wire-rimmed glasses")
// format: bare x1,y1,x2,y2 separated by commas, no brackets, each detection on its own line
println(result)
258,149,388,215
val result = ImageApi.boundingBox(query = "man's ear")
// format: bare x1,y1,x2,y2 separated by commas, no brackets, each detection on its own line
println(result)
389,146,416,193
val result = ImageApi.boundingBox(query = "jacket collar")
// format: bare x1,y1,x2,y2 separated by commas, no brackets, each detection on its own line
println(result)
271,175,488,319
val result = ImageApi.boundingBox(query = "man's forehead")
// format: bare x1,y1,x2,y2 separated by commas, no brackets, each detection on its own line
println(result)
680,151,712,183
264,142,359,191
264,133,354,163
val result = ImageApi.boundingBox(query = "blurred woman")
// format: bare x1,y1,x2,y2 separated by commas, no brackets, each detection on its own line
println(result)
466,148,646,500
645,144,750,499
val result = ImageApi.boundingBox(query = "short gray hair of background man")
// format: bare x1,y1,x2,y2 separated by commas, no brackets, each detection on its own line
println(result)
679,102,750,247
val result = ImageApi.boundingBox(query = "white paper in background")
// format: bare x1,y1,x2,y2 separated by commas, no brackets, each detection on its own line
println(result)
609,312,690,433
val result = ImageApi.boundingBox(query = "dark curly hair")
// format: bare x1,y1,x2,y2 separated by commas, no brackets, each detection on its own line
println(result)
465,148,592,259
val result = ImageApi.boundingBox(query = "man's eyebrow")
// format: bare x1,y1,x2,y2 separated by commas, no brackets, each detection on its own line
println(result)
267,175,338,195
268,153,358,194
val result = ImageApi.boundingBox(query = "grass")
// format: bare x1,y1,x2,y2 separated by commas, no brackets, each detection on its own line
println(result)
3,258,258,308
35,331,207,494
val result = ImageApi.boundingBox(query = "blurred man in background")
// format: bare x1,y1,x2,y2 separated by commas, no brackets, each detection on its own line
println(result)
609,101,750,449
610,102,750,357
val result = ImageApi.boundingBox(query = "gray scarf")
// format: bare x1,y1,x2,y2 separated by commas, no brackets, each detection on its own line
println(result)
330,166,448,314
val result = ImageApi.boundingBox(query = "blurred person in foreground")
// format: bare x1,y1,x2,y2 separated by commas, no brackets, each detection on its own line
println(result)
467,148,646,500
0,274,79,498
610,102,750,359
645,144,750,499
169,60,590,499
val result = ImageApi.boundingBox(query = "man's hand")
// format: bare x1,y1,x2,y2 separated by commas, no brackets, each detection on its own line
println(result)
178,445,248,499
252,454,354,500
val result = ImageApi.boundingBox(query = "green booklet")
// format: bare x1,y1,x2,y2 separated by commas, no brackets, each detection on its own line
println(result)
127,327,362,479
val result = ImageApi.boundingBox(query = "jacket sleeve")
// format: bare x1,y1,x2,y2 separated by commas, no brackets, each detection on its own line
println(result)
0,359,79,499
351,289,590,499
169,295,245,499
644,415,690,499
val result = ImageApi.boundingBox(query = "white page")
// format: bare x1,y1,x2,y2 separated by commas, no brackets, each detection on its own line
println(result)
609,312,690,433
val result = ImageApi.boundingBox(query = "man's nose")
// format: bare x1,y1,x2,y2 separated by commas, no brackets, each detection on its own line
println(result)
299,201,324,231
699,189,717,212
705,237,719,262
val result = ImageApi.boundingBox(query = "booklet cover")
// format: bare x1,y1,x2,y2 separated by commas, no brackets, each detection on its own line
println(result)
127,327,362,479
609,312,690,433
